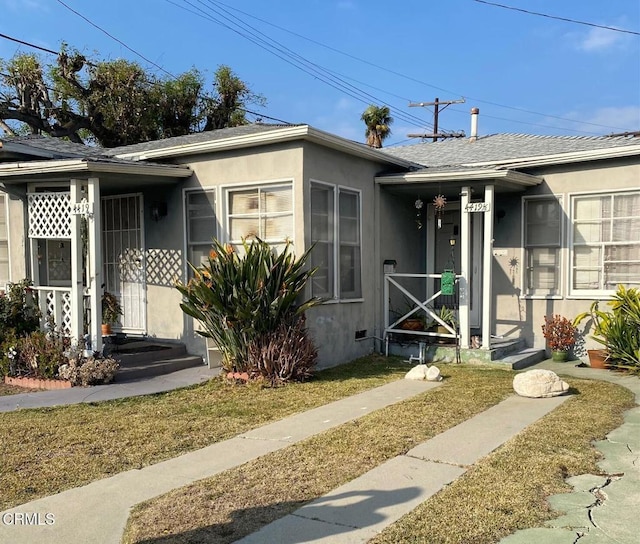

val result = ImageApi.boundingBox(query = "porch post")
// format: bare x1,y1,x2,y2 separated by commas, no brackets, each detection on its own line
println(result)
87,178,102,354
481,185,494,349
69,180,84,344
459,186,471,349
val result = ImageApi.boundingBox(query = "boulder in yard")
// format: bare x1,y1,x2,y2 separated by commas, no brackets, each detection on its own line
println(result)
513,369,569,398
405,364,442,381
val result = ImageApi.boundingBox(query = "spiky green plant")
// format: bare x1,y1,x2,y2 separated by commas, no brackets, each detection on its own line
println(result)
175,239,321,375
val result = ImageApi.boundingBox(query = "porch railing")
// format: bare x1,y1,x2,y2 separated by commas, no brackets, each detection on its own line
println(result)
384,273,461,342
33,286,92,338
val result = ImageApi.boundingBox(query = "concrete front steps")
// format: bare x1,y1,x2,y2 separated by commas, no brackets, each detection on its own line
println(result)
107,339,204,382
387,336,545,370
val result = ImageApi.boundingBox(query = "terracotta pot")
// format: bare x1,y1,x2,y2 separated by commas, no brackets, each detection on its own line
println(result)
587,349,608,369
400,319,424,331
101,323,112,336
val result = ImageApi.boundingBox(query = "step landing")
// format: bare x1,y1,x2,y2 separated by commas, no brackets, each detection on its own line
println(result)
387,337,545,369
105,338,204,382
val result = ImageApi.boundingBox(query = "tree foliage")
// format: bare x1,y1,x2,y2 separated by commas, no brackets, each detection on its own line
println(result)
0,48,265,147
361,104,393,148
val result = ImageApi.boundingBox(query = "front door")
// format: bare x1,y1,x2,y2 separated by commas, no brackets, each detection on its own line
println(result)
428,205,482,328
102,194,146,333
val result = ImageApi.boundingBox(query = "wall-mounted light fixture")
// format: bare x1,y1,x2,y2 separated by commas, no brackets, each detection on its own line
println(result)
383,259,397,274
151,201,168,222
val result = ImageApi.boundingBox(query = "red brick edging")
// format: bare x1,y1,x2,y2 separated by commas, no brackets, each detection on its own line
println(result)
4,375,72,390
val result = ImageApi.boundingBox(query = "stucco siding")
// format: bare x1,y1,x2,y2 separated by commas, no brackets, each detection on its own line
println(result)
492,158,640,352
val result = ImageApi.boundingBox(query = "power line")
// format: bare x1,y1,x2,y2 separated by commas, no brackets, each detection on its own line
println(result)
168,0,437,131
199,0,634,133
472,0,640,36
0,32,59,56
54,0,177,78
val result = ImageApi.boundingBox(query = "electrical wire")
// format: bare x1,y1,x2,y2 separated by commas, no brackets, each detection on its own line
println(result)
472,0,640,36
198,0,635,133
169,0,438,132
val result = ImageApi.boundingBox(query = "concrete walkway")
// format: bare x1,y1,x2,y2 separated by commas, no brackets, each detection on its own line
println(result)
0,379,440,544
0,365,218,412
1,361,636,544
499,361,640,544
238,394,569,544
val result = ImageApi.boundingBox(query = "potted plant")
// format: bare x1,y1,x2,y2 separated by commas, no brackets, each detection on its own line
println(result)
435,306,457,343
573,286,640,370
573,301,609,368
101,291,122,336
541,314,576,362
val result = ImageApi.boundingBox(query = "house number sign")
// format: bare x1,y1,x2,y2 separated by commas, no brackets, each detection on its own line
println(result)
464,202,490,213
71,198,93,217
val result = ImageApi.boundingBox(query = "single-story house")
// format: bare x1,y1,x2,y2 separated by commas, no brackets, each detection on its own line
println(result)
1,115,638,368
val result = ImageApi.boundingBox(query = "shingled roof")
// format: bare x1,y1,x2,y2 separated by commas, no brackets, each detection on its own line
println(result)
382,133,640,168
104,124,297,156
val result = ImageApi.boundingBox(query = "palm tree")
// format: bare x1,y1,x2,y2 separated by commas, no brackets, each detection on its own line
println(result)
361,105,393,148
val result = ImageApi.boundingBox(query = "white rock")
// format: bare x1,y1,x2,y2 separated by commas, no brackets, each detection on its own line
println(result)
426,365,442,381
405,364,428,380
513,369,569,398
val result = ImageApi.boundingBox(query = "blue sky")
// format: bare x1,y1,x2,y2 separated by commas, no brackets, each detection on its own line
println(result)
1,0,639,146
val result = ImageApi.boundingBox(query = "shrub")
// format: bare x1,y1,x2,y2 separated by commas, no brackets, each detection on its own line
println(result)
58,355,119,386
541,314,576,352
1,330,69,379
248,314,318,385
176,238,321,379
0,279,41,344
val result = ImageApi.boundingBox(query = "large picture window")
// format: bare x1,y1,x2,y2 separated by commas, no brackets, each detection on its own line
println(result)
0,194,9,287
227,183,293,254
186,189,217,271
523,197,562,296
310,182,362,300
571,191,640,294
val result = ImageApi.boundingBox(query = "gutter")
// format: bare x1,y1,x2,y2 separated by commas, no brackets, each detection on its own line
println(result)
0,159,192,178
377,168,541,187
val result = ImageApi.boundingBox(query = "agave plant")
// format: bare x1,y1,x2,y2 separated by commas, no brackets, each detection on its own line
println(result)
175,238,321,376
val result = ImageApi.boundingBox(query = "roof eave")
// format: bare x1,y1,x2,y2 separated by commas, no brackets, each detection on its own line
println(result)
376,168,542,187
112,125,415,168
0,159,192,179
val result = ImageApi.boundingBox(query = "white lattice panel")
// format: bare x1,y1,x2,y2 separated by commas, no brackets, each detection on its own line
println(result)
46,290,72,335
28,192,71,239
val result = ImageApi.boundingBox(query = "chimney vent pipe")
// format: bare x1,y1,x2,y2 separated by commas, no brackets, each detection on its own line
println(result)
470,107,479,142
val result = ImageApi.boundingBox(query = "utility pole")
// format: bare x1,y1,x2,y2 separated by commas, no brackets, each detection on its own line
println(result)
408,97,466,141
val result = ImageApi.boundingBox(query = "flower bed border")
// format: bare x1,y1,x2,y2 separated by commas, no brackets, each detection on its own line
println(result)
4,375,72,390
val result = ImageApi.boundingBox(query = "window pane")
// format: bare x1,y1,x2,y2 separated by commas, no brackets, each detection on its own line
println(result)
605,263,640,288
526,248,559,291
339,191,359,244
189,244,213,269
261,186,292,213
339,245,361,298
310,241,333,298
230,190,259,214
230,217,260,240
189,218,216,243
261,215,291,240
311,185,335,298
525,199,560,246
612,218,640,242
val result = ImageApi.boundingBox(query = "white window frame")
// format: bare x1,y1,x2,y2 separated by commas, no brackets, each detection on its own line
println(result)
521,195,564,299
568,188,640,298
223,179,295,250
310,180,363,302
0,193,10,288
183,187,218,278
